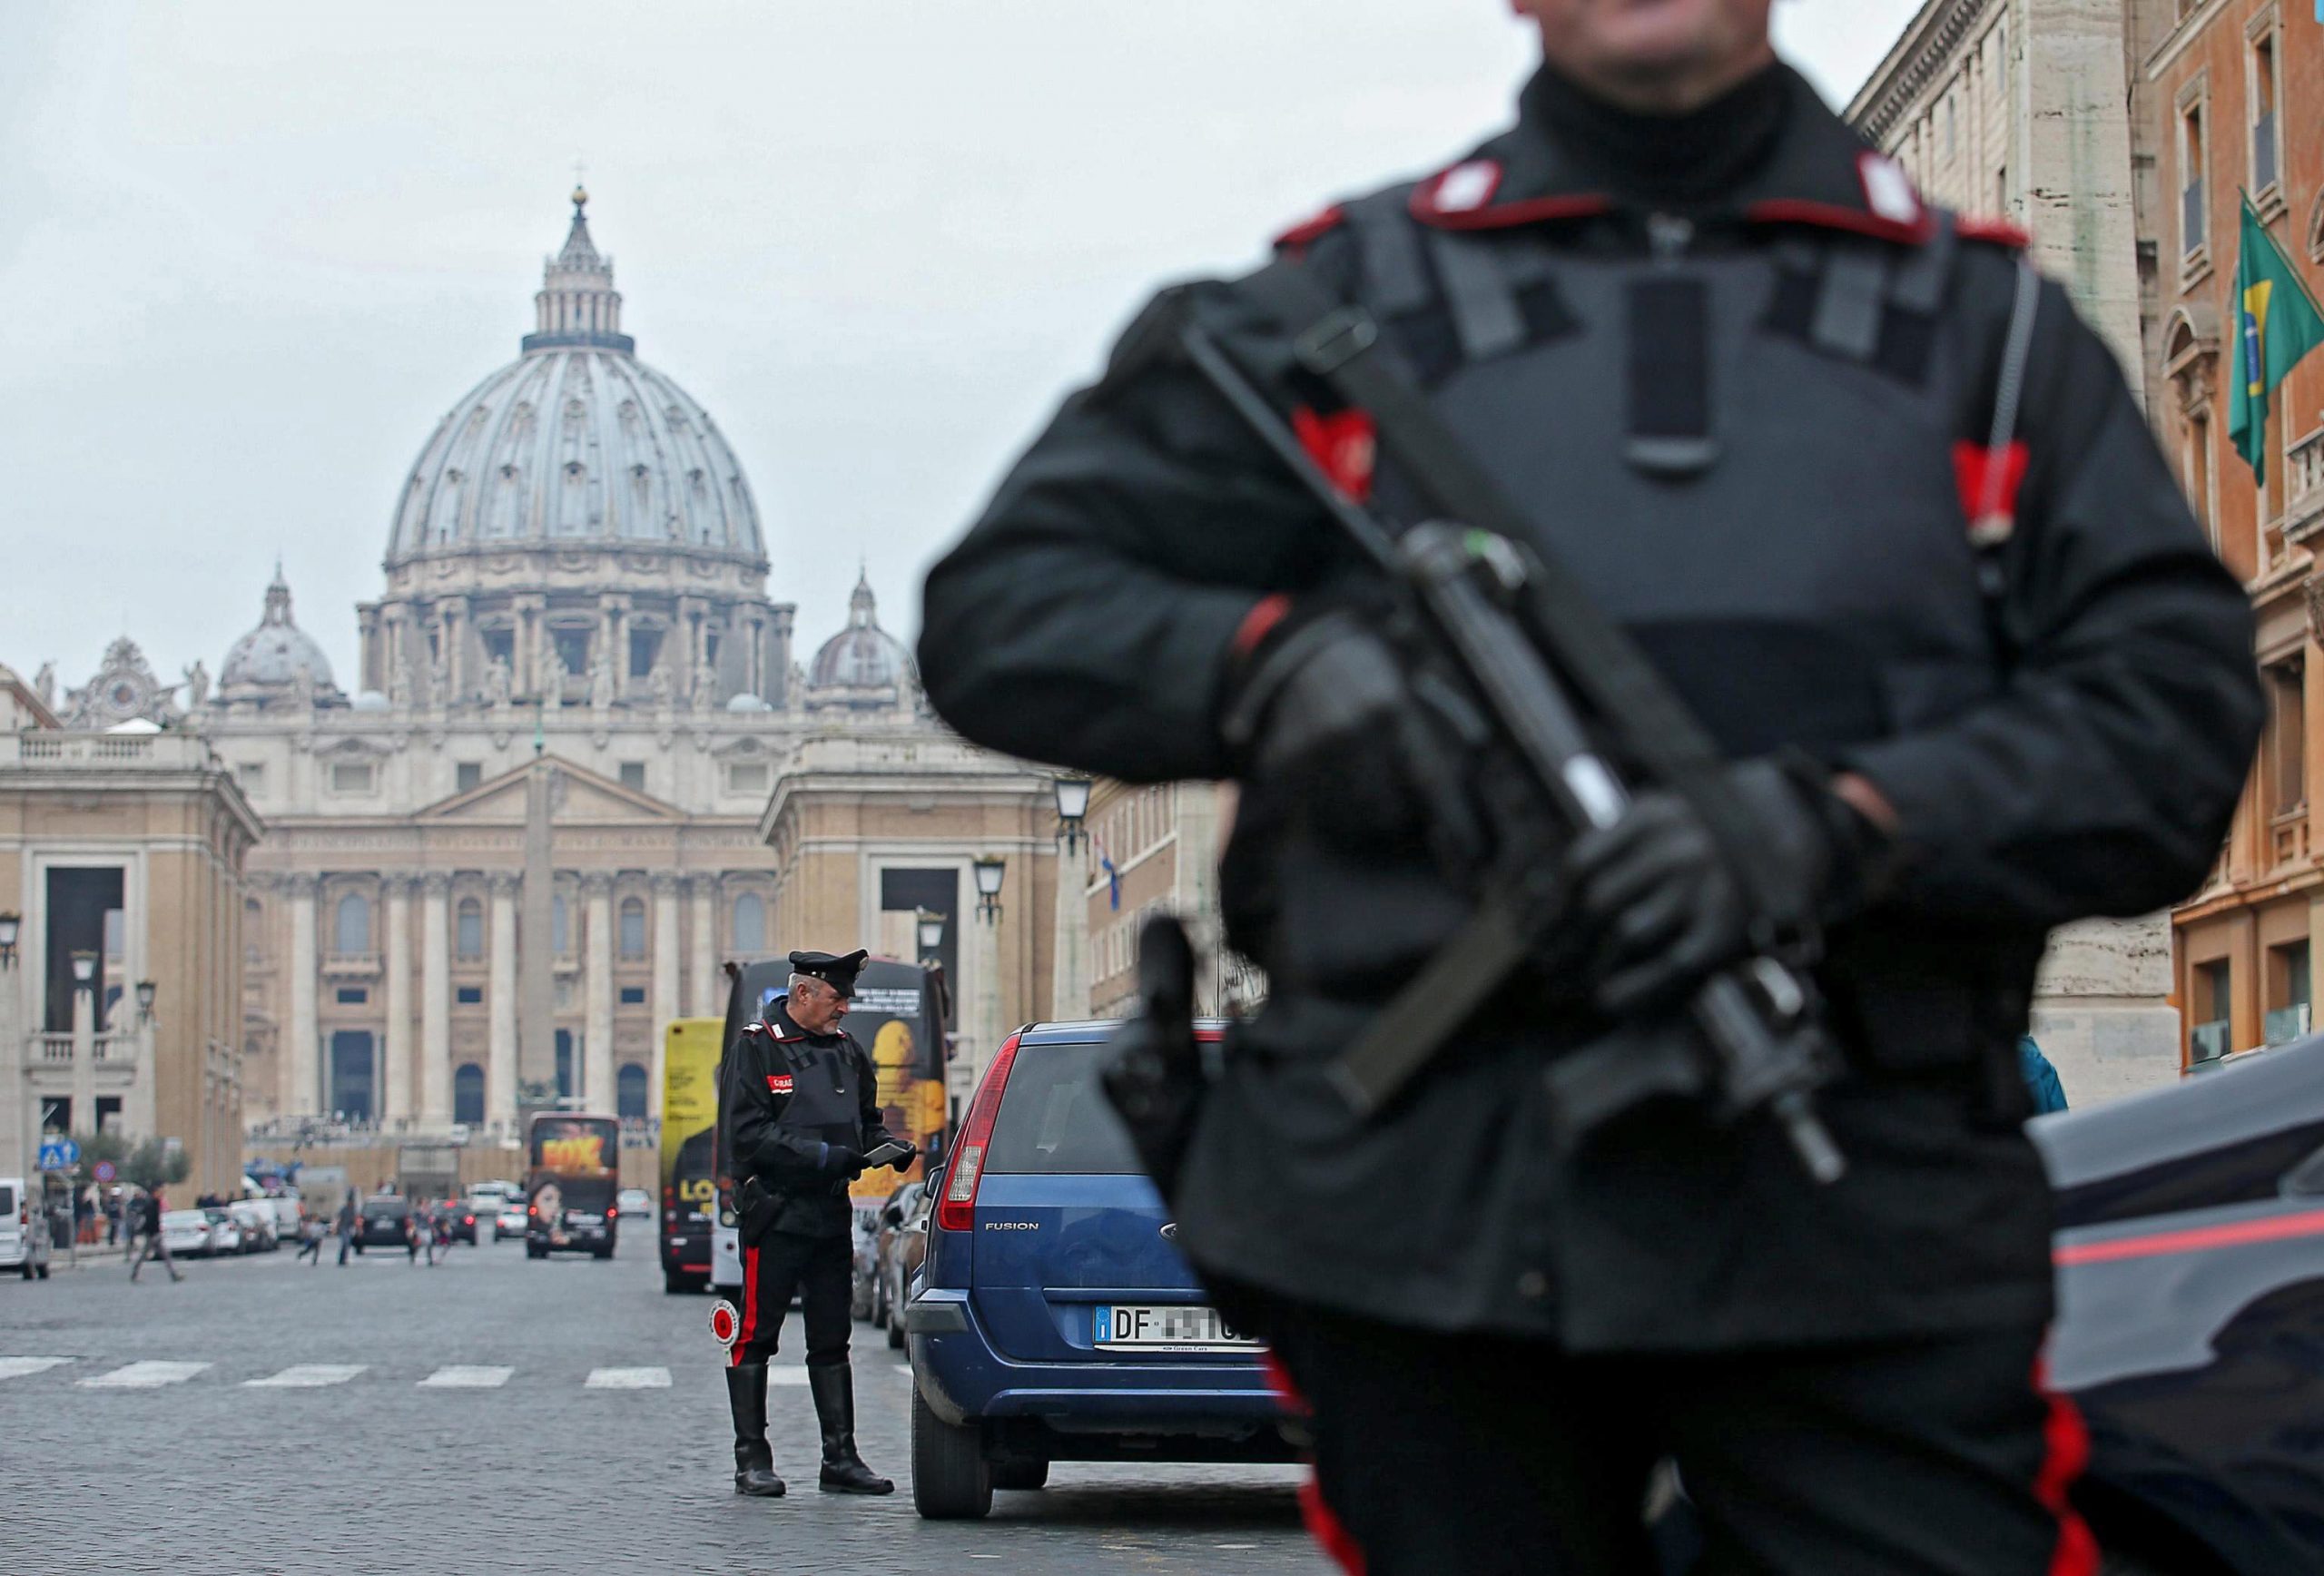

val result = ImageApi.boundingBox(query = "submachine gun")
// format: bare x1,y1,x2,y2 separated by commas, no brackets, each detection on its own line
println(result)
1170,260,1846,1185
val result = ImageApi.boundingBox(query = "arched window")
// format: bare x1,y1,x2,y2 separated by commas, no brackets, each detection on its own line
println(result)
335,891,370,954
552,893,569,954
456,897,484,960
616,1062,649,1120
453,1063,485,1126
618,897,646,960
732,892,765,955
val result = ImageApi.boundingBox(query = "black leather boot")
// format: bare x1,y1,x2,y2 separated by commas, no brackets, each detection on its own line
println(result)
808,1364,893,1494
724,1364,786,1497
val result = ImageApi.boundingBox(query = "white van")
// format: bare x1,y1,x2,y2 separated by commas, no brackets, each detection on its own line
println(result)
0,1179,54,1280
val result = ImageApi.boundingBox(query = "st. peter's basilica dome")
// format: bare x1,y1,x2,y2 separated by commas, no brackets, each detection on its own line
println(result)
806,571,915,709
383,189,763,568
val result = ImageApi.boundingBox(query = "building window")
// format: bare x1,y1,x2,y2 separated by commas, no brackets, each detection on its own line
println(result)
334,892,370,954
620,986,646,1006
618,897,646,960
481,626,515,670
2266,659,2306,823
552,892,569,955
2188,407,2215,546
616,1063,649,1120
727,761,769,794
2266,941,2311,1045
2250,25,2280,196
2180,97,2208,261
237,762,265,793
457,985,483,1005
619,762,646,792
629,626,663,679
733,892,765,955
456,762,482,793
335,987,368,1005
456,897,484,960
2191,958,2232,1060
330,761,376,794
453,1063,485,1127
552,627,591,678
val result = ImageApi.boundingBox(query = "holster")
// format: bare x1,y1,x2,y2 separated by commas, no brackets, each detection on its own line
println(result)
1100,913,1205,1203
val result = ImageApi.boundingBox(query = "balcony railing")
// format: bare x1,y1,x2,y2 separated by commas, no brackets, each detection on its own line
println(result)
2190,1019,2232,1062
2264,1004,2309,1046
320,951,381,979
2288,426,2324,541
31,1033,135,1066
2271,806,2309,867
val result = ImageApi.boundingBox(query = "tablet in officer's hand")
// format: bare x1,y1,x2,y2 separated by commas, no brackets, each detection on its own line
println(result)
861,1139,913,1169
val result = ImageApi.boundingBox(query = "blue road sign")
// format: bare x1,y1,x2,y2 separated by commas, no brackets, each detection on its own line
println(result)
36,1138,80,1172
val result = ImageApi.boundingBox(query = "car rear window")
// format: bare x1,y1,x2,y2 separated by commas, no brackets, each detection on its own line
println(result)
983,1042,1143,1175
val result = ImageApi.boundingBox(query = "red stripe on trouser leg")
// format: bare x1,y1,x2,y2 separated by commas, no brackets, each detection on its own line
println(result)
730,1246,760,1368
2033,1356,2099,1576
1298,1477,1369,1576
1259,1348,1309,1413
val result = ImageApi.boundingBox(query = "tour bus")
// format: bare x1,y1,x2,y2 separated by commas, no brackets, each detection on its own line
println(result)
710,954,948,1298
659,1018,723,1294
524,1111,621,1260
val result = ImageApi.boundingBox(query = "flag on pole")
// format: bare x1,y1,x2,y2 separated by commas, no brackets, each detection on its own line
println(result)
1092,832,1121,911
2228,192,2324,483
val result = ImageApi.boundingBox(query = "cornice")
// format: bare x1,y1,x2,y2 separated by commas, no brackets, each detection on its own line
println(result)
1848,0,1997,143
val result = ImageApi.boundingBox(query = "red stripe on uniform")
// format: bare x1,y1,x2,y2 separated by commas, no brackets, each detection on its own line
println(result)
1953,439,2030,527
2053,1206,2324,1266
730,1245,760,1368
2034,1356,2099,1576
1299,1478,1369,1576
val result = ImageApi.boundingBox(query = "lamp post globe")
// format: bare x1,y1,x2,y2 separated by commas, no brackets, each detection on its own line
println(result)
972,855,1006,921
69,950,96,986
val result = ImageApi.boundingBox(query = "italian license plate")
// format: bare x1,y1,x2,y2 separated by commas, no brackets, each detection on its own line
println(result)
569,1213,600,1226
1095,1304,1262,1352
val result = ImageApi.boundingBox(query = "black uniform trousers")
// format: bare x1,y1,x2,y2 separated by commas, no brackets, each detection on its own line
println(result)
1261,1295,2095,1576
730,1227,853,1370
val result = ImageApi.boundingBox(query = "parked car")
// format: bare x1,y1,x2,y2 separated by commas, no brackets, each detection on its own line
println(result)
160,1209,214,1258
224,1200,279,1251
615,1187,653,1222
354,1197,410,1253
492,1203,528,1242
906,1022,1287,1519
202,1208,247,1256
877,1183,931,1350
440,1199,487,1246
0,1179,53,1280
850,1203,886,1322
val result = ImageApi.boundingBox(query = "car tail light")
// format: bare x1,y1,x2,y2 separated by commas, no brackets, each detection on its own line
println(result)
936,1030,1022,1233
606,1207,618,1221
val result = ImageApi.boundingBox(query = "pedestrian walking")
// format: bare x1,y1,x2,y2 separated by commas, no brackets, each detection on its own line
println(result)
335,1196,357,1266
720,950,916,1498
295,1210,325,1265
410,1204,432,1266
916,2,2263,1568
104,1189,121,1247
128,1187,182,1283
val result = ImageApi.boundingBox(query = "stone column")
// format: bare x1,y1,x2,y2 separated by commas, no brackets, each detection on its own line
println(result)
420,872,452,1127
487,873,518,1133
287,874,319,1118
0,933,25,1176
69,974,96,1144
383,876,413,1129
651,872,680,1118
1052,832,1090,1021
583,873,614,1110
690,876,719,1019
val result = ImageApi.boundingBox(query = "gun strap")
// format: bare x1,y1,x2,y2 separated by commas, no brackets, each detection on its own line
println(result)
1235,258,1797,923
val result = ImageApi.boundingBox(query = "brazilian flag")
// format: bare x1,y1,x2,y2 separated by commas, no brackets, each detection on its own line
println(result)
2228,193,2324,483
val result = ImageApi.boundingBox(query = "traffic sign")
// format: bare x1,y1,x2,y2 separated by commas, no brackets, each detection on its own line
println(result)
92,1159,117,1184
36,1138,80,1172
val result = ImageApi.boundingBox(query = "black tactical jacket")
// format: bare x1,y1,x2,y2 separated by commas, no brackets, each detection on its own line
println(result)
725,998,895,1242
917,65,2261,1350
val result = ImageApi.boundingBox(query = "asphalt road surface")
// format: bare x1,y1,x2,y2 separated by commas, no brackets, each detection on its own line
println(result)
0,1230,1316,1576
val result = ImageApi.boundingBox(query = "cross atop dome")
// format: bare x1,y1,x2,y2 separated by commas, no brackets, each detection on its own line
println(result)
524,182,632,354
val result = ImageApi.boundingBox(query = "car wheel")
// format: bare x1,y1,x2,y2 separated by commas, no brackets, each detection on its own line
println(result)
991,1458,1049,1492
887,1313,906,1351
664,1269,692,1295
910,1389,991,1521
594,1246,613,1260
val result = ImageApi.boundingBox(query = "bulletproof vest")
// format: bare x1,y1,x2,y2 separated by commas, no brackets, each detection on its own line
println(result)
1334,186,2002,763
763,1021,867,1177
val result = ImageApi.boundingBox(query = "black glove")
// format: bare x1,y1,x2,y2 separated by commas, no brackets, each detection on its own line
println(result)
1219,605,1482,853
1562,757,1888,1017
817,1142,862,1176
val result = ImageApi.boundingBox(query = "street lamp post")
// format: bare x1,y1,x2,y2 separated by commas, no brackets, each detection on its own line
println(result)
132,980,159,1140
68,951,97,1164
0,913,20,1177
1050,777,1093,1020
969,858,1006,1093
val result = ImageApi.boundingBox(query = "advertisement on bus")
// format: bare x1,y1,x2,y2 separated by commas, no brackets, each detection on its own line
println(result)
659,1019,721,1293
526,1113,619,1261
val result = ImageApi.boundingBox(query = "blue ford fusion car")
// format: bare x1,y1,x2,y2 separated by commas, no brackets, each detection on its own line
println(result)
903,1022,1297,1519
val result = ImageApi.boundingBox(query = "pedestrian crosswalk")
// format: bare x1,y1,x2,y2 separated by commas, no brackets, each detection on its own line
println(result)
2,1354,917,1392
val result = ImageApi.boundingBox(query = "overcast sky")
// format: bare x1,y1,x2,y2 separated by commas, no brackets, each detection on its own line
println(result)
0,0,1925,699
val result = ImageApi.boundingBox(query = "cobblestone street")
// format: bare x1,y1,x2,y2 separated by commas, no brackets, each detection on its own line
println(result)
0,1235,1316,1576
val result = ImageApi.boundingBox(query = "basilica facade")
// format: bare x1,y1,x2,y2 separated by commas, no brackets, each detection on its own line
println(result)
170,191,1004,1138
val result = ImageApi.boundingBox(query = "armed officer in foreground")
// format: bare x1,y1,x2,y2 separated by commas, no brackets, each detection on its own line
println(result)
918,0,2261,1571
722,948,913,1498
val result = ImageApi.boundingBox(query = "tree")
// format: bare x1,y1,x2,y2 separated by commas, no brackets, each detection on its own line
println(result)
77,1130,190,1191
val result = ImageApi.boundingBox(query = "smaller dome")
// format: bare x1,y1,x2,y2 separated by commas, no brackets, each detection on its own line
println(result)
350,691,391,713
221,566,337,694
725,693,772,713
807,572,913,697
